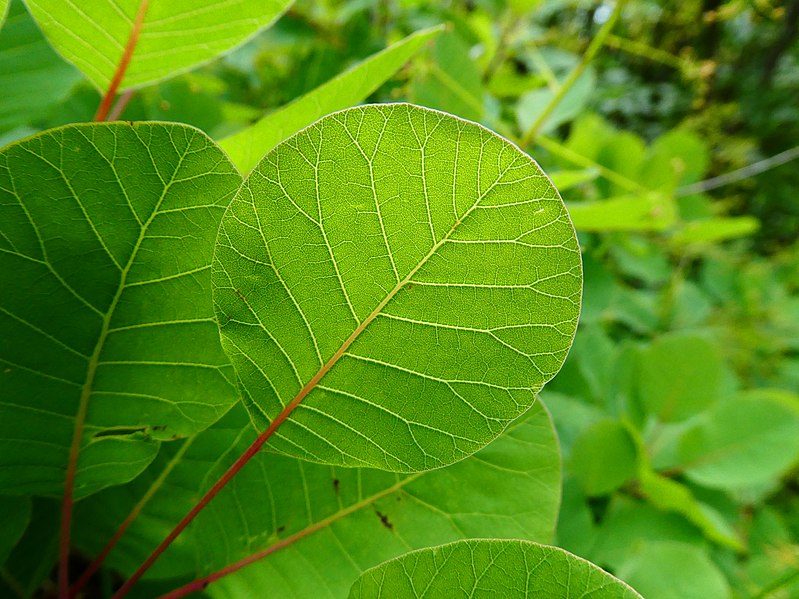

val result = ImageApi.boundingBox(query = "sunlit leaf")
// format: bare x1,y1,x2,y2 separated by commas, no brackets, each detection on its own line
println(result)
0,123,242,498
25,0,291,90
348,539,643,598
220,26,444,173
213,103,582,471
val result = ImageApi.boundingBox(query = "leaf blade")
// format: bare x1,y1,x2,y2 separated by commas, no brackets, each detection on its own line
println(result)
213,103,582,472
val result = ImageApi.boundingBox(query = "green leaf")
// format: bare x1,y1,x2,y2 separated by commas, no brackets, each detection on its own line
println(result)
348,539,643,599
220,26,444,173
516,68,595,135
570,419,638,496
547,168,598,191
213,103,582,471
677,390,799,490
637,332,723,422
567,192,676,232
0,496,30,565
0,0,9,30
0,0,82,136
638,469,742,550
409,31,485,122
0,123,242,498
198,402,560,597
671,216,760,245
24,0,291,90
616,541,730,599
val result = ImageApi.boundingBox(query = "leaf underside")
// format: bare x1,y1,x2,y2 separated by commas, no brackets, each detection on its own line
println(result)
24,0,291,90
213,103,582,472
0,122,241,498
348,538,643,598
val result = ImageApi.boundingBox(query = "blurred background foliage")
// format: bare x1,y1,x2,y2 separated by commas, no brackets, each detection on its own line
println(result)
1,0,798,597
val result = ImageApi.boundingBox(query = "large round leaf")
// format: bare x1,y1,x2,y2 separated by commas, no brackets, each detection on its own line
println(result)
0,123,242,498
25,0,291,90
213,103,582,472
348,539,642,598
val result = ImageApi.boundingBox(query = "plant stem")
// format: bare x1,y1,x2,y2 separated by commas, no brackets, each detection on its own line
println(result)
94,0,149,122
107,90,137,122
519,0,627,147
677,144,799,196
69,437,194,598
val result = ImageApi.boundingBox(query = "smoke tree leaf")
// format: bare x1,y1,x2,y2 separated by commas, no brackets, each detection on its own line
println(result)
213,103,581,472
24,0,291,91
220,26,444,173
0,123,242,498
348,539,643,598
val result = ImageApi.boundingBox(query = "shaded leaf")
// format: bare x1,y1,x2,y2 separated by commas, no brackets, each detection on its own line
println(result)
213,103,581,471
25,0,291,90
199,402,560,598
0,0,82,136
0,123,242,498
348,539,642,598
616,541,730,599
0,496,30,565
637,332,722,422
220,26,444,173
678,390,799,490
570,419,638,496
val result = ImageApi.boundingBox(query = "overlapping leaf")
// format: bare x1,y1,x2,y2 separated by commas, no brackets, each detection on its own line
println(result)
220,26,443,173
213,103,582,472
0,123,241,498
72,402,560,598
24,0,291,90
348,539,643,598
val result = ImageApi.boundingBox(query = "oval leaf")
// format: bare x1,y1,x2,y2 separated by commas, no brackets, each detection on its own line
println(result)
213,103,582,472
0,123,242,497
25,0,291,90
348,539,642,598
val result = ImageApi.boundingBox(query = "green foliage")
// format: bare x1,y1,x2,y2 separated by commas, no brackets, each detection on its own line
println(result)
1,1,798,598
349,539,642,598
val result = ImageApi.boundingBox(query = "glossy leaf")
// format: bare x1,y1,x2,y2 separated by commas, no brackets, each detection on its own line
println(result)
25,0,291,90
678,390,799,490
0,0,82,136
220,26,444,173
348,539,643,598
0,123,241,498
213,103,582,471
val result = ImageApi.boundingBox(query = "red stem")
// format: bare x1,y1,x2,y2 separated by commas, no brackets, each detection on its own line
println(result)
94,0,149,122
107,90,137,121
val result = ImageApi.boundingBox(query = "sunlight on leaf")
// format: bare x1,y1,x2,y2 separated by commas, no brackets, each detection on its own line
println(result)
213,103,582,472
220,26,444,173
24,0,291,90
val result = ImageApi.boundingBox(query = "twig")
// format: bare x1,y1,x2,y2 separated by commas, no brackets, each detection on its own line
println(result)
677,145,799,196
69,437,195,598
519,0,627,147
94,0,149,122
107,90,136,122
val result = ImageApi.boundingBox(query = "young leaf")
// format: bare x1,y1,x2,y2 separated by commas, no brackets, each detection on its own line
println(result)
348,539,643,598
0,0,9,31
0,123,242,498
213,103,582,472
220,26,444,173
24,0,291,91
